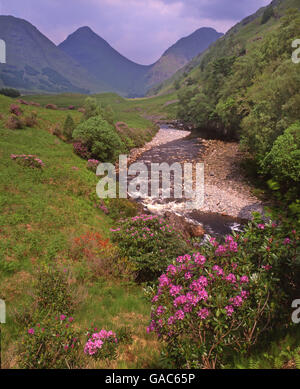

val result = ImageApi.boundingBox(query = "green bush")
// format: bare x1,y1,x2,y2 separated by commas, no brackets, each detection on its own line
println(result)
111,214,189,282
34,265,74,315
148,216,299,368
63,114,75,141
260,122,300,184
0,88,21,98
20,315,81,369
72,115,123,162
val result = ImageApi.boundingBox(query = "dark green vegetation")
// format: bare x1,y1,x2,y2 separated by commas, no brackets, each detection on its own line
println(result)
0,15,221,97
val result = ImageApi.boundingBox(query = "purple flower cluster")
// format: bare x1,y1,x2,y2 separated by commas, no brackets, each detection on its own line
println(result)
73,142,90,159
84,329,117,356
10,154,45,169
148,249,254,335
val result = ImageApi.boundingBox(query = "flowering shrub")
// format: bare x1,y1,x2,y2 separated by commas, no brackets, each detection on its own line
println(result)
10,154,45,169
20,315,81,369
73,141,90,159
111,214,189,282
148,217,299,368
84,328,118,360
10,104,22,116
87,159,100,172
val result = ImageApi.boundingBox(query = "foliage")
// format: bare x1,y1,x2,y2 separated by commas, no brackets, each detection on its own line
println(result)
0,88,21,98
148,217,299,368
84,328,118,360
34,265,74,315
72,115,123,162
10,104,22,116
261,6,275,25
10,153,45,169
5,114,24,129
73,141,91,159
111,214,189,282
23,111,38,127
86,159,99,172
19,315,81,369
260,122,300,184
63,114,75,141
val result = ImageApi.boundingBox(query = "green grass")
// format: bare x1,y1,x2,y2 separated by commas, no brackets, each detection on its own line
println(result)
0,93,160,369
25,91,179,124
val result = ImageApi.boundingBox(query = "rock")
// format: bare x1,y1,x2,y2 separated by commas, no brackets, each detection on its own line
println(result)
164,211,205,239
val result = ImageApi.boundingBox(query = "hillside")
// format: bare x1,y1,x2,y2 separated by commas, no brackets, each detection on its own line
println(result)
149,0,300,96
141,27,223,91
0,16,108,94
59,26,222,97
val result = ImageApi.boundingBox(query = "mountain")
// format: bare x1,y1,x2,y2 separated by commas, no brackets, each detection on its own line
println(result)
59,26,150,97
0,16,109,94
149,0,300,96
144,27,223,88
59,26,223,96
0,15,222,96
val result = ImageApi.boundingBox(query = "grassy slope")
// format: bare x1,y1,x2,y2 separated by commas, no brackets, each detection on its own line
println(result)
25,92,179,123
0,94,160,368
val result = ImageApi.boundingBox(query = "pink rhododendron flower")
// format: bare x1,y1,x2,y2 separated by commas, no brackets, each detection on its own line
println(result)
198,308,210,319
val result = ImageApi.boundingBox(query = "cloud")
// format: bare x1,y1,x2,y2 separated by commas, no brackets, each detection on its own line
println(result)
0,0,272,64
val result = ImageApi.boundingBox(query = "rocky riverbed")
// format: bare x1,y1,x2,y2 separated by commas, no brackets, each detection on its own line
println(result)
127,123,266,237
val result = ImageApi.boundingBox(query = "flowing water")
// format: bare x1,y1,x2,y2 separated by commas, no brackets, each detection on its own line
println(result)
128,124,246,238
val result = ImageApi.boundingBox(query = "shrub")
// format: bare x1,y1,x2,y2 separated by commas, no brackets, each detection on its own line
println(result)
34,265,73,315
18,99,30,105
10,154,45,169
69,232,127,280
84,328,118,360
6,115,24,130
20,315,81,369
111,214,190,282
23,112,38,127
10,104,22,116
45,103,58,110
50,123,63,138
63,114,75,141
83,97,101,120
0,88,21,98
87,159,100,172
148,218,299,368
73,141,90,159
260,122,300,184
72,115,123,163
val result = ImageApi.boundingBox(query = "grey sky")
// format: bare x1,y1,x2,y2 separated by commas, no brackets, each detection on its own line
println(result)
0,0,271,64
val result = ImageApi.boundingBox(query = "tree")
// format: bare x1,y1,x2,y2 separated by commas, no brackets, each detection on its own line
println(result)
63,114,75,141
72,116,123,163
